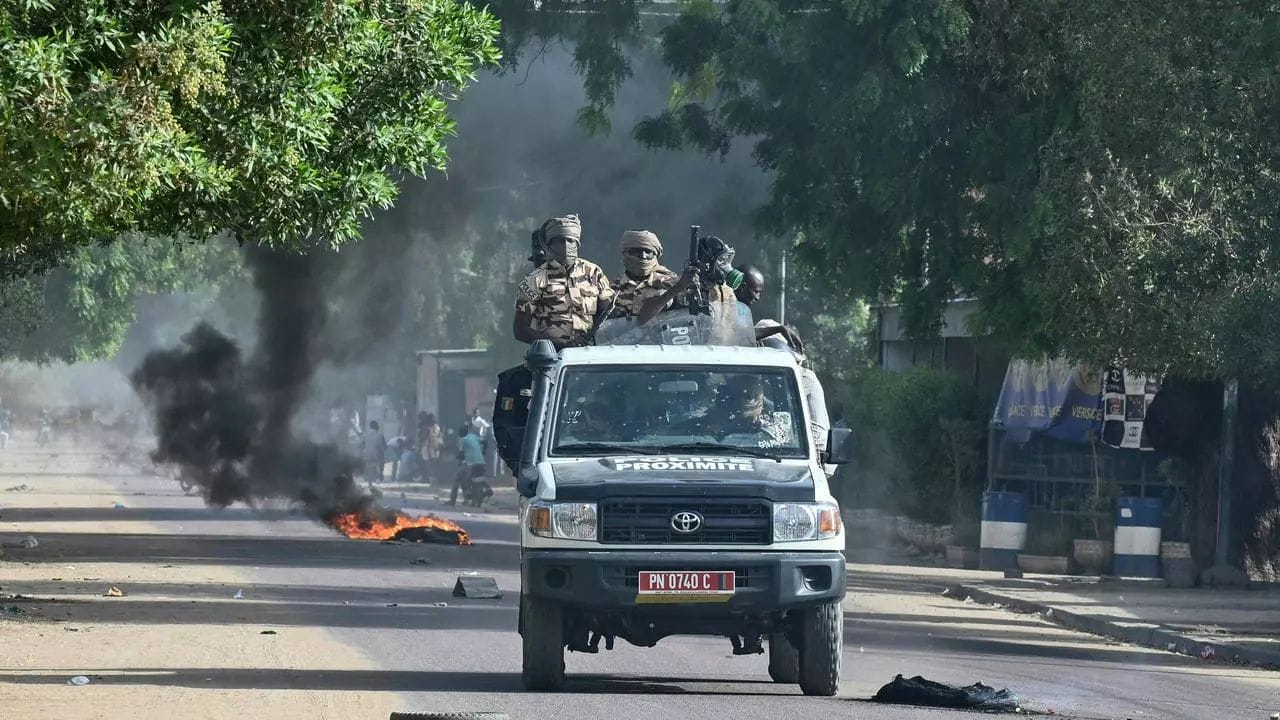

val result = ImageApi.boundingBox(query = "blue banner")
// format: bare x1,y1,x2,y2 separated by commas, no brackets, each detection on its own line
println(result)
993,359,1103,444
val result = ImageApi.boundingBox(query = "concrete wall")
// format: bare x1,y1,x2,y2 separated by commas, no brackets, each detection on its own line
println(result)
875,300,1009,398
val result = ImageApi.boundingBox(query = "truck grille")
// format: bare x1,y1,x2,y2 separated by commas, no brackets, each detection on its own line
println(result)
601,565,773,589
599,498,772,545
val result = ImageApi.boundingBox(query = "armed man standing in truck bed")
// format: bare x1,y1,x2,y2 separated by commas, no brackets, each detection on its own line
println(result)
512,214,616,350
609,229,680,318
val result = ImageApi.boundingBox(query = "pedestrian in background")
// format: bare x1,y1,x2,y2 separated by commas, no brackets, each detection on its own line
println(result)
418,412,443,485
363,420,386,484
470,406,495,476
450,423,487,506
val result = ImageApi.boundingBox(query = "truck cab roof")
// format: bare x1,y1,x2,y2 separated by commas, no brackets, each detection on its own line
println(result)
558,344,799,368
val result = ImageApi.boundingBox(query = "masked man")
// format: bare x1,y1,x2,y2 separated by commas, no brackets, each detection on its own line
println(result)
513,214,616,350
610,230,679,318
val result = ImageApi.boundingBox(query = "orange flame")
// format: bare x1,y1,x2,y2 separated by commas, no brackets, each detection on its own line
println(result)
329,510,471,545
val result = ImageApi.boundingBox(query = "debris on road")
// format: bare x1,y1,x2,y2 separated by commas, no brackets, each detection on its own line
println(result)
872,674,1021,712
410,557,430,566
4,484,31,492
1,535,39,549
233,589,244,599
260,630,277,635
68,676,90,686
386,603,399,607
103,587,125,597
430,602,448,608
113,502,126,509
453,575,502,599
1200,645,1216,660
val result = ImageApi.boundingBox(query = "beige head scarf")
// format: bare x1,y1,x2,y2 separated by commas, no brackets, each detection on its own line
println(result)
543,215,582,241
620,230,661,277
620,230,661,254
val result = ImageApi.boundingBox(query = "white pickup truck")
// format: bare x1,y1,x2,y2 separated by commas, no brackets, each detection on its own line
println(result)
502,319,852,695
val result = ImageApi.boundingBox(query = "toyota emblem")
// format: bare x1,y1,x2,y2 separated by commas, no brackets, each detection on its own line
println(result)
670,511,703,534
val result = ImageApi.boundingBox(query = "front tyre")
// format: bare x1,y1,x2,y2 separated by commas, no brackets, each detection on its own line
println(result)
798,601,843,696
520,595,565,692
767,631,799,683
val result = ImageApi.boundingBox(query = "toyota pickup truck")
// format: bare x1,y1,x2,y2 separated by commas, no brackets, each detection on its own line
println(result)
501,320,852,695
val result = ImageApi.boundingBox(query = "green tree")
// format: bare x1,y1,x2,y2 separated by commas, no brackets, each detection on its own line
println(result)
1,0,500,278
643,0,1280,385
0,235,243,362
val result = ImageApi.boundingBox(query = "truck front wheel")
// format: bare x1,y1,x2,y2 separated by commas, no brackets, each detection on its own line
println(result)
767,631,799,683
520,595,565,692
798,601,843,696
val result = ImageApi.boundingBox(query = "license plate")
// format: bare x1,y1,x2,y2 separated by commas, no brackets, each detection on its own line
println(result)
636,570,736,604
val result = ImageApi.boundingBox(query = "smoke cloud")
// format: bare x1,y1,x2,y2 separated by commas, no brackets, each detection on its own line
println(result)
129,248,390,524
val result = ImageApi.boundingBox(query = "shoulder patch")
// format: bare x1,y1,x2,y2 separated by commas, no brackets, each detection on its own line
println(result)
517,277,540,302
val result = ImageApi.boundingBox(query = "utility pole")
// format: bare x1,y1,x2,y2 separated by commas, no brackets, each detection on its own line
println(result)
1214,379,1238,567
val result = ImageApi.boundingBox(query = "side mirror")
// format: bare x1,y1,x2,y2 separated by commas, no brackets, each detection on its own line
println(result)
823,427,854,465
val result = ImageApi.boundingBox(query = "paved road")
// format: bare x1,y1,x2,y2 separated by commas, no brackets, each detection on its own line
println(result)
2,447,1276,720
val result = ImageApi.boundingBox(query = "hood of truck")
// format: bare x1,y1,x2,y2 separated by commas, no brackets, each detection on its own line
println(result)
546,455,816,502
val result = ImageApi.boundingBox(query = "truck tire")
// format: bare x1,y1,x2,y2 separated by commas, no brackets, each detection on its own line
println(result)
520,595,565,692
798,601,843,696
767,632,799,683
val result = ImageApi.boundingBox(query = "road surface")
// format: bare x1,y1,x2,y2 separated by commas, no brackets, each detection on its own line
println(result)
1,442,1275,719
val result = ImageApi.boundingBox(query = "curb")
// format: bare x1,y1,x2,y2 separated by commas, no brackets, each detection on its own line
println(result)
948,583,1280,670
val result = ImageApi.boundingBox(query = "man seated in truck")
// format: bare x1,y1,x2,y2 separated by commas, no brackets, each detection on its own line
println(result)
703,374,795,446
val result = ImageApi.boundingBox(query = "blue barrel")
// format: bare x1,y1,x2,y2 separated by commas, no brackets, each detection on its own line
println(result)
979,491,1028,571
1113,497,1162,577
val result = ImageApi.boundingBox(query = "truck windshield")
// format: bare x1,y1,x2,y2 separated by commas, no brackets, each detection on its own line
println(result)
551,365,809,459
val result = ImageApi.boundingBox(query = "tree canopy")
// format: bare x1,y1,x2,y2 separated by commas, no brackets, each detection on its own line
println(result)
640,0,1280,388
0,0,500,278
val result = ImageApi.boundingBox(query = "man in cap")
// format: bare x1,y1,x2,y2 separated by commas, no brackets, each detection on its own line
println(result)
610,230,679,318
513,214,615,349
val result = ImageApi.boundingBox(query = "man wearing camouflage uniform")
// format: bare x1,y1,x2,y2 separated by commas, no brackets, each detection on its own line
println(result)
610,230,678,318
512,214,615,350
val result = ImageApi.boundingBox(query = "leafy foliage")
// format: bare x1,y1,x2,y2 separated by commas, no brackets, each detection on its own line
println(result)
1,235,243,362
642,0,1280,390
839,367,986,524
0,0,500,276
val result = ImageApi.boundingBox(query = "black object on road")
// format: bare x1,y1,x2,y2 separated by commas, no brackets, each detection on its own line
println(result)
872,674,1021,712
453,575,502,599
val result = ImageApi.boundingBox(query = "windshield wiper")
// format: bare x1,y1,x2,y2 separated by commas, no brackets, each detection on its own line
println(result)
554,442,658,456
657,442,782,463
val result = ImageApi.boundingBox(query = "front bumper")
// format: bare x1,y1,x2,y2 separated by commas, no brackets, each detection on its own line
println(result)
521,549,846,612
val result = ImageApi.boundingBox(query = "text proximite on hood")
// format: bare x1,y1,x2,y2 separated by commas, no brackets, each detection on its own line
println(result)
609,456,755,472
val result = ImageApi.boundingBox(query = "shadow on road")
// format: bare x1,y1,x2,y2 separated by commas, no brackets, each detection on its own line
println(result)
6,525,519,570
0,668,806,696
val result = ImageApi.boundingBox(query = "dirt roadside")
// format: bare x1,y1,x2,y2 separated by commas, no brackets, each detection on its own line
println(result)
1,440,405,720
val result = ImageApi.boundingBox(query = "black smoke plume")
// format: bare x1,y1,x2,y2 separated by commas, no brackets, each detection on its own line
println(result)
129,247,389,524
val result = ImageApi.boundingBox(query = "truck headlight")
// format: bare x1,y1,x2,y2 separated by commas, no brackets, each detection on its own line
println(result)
773,503,841,542
529,502,598,541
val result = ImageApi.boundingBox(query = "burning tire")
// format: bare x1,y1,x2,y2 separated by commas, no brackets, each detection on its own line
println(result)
798,600,843,696
519,595,565,692
767,631,799,683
